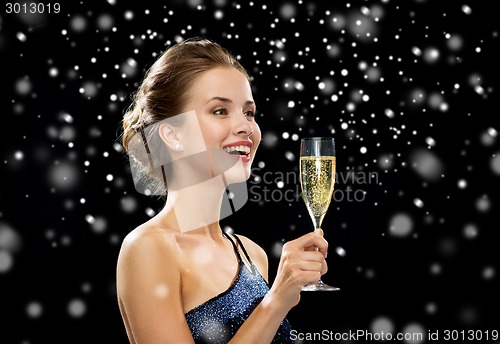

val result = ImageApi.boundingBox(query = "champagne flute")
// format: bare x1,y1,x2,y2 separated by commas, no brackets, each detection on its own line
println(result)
299,137,339,291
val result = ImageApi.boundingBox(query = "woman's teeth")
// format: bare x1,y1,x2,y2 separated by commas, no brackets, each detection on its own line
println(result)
223,145,251,155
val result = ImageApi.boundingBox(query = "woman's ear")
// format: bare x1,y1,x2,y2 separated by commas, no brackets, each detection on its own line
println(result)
159,123,184,152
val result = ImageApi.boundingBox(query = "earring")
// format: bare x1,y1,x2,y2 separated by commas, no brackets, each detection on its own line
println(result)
174,143,183,152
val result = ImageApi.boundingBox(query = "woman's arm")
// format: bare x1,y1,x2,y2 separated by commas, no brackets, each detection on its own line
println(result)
116,230,195,344
230,230,328,344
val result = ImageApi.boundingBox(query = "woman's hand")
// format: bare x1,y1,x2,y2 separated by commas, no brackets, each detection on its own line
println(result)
267,229,329,313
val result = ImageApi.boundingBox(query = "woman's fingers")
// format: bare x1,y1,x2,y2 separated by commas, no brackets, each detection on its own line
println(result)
286,231,328,257
299,250,325,263
294,259,322,272
301,271,322,285
295,251,328,275
270,230,332,310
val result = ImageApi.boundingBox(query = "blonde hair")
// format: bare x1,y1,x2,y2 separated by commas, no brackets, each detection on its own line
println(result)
121,37,249,196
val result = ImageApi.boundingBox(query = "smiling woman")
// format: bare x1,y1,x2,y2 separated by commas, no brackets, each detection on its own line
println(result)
116,37,331,344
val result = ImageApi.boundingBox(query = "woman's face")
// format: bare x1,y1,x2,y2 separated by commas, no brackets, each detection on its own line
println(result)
181,66,261,182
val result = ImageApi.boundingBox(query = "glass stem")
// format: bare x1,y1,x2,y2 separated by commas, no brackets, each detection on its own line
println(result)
314,218,322,253
314,216,322,230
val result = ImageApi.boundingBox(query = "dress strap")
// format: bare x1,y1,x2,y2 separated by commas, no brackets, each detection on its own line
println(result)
222,231,242,263
222,231,256,275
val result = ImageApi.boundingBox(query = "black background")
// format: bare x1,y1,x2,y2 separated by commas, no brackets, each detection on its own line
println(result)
1,0,499,343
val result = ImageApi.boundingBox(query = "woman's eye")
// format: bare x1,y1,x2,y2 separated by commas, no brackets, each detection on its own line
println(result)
213,108,228,116
244,110,255,118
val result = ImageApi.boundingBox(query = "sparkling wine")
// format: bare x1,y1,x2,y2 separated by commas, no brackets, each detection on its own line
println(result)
300,156,336,228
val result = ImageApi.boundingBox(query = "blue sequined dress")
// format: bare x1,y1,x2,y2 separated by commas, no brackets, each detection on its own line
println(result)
185,231,294,343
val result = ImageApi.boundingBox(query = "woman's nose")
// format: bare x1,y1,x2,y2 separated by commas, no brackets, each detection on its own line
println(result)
234,114,253,136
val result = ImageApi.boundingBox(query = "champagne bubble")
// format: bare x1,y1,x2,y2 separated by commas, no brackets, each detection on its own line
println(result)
300,156,336,222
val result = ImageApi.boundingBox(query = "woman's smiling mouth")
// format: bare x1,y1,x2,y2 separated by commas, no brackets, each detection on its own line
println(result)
222,141,252,162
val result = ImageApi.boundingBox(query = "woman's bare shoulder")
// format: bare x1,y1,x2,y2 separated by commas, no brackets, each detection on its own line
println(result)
233,234,268,272
234,234,265,253
118,223,181,264
122,222,178,243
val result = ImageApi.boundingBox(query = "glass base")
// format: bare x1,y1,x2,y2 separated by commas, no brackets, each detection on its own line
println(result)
302,279,340,291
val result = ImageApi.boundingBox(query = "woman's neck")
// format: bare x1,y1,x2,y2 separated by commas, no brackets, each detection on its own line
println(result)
160,175,227,233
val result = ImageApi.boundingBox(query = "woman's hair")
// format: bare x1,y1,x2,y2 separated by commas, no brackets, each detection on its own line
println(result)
121,36,249,196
